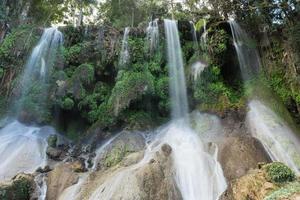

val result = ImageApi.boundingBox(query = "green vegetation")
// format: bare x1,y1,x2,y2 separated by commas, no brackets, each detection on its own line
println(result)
264,162,296,183
265,182,300,200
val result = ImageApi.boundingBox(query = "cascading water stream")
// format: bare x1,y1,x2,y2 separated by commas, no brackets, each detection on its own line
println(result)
119,27,130,67
190,21,199,53
163,19,226,200
229,20,300,173
59,19,226,200
228,20,260,81
164,19,188,119
16,27,63,115
200,19,207,50
146,19,159,54
0,27,62,187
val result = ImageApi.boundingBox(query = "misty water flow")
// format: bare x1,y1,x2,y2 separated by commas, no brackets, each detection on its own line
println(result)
191,61,207,82
0,121,53,180
119,27,130,67
0,28,63,182
146,19,159,54
16,27,63,114
230,20,300,173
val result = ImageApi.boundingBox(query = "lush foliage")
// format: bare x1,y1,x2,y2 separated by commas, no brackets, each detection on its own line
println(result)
264,162,296,183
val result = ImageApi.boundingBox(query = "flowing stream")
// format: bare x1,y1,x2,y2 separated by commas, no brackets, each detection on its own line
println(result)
229,20,300,173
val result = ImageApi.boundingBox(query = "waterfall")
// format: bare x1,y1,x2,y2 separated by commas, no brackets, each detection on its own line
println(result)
0,28,63,182
229,20,300,173
247,101,300,174
228,20,260,80
191,61,207,82
16,27,63,116
119,27,130,67
164,19,189,119
146,19,159,54
200,19,207,50
190,21,199,53
164,19,226,200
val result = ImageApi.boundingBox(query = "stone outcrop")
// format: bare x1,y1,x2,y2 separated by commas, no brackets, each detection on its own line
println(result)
46,163,79,200
218,136,271,181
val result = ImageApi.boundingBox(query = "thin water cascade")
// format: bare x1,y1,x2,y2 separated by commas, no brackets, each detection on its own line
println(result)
200,19,207,50
16,27,63,115
164,19,189,119
0,28,63,183
247,100,300,174
190,21,199,53
191,61,207,81
146,19,159,54
229,20,300,172
163,19,226,200
35,174,48,200
228,20,260,80
119,27,130,67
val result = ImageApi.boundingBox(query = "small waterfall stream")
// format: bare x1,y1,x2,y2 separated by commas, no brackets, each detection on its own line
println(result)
163,19,226,200
119,27,130,67
146,19,159,54
0,27,62,188
229,20,300,173
164,19,189,119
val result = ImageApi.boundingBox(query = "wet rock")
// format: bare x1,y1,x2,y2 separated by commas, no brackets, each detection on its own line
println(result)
121,151,144,167
46,163,79,200
35,165,51,173
71,160,86,173
161,143,172,157
220,169,276,200
46,146,64,161
94,131,145,170
0,173,35,200
78,144,181,200
218,136,271,181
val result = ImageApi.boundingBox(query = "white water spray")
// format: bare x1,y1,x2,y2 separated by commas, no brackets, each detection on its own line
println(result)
229,20,260,80
0,121,51,181
16,27,63,114
146,19,159,54
164,19,189,119
119,27,130,67
191,61,207,81
200,20,208,50
230,20,300,172
164,19,226,200
247,100,300,173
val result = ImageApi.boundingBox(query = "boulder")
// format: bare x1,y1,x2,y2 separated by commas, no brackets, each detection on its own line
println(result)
218,136,271,181
78,142,181,200
46,163,79,200
46,146,64,161
93,131,145,170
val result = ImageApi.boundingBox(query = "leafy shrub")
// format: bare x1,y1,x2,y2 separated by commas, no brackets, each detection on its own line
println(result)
61,97,74,110
264,162,296,183
109,70,154,116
